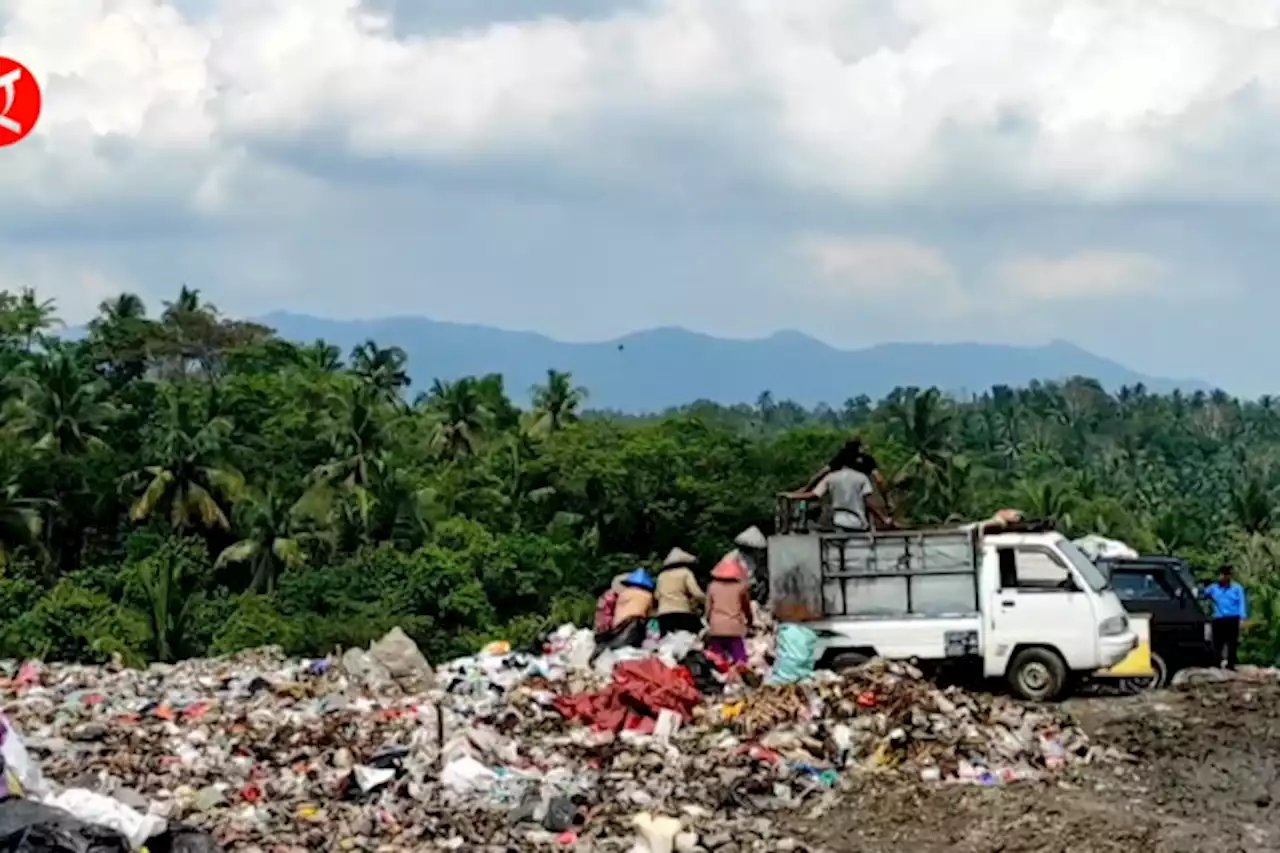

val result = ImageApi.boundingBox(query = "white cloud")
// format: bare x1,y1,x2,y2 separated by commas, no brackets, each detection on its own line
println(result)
1,0,1278,394
796,233,970,317
0,258,132,325
5,0,1280,218
995,250,1167,301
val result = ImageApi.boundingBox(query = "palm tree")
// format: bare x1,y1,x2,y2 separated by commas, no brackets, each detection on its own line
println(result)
528,369,588,436
422,378,490,460
156,286,219,379
1230,475,1274,535
1014,478,1078,531
299,340,343,373
308,384,394,538
86,293,154,383
4,349,116,454
217,488,326,592
886,388,955,516
349,340,410,403
129,394,243,530
5,288,61,351
0,479,43,569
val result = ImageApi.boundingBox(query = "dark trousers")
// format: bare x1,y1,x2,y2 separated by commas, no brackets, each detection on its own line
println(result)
1212,617,1241,670
591,618,647,662
658,612,703,636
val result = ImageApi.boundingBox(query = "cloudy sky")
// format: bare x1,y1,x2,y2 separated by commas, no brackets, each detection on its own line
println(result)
4,0,1280,393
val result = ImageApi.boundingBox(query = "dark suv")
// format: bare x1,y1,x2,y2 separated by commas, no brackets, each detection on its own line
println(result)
1096,555,1217,689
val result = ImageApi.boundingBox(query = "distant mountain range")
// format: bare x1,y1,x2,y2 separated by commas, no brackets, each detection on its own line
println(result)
254,312,1212,413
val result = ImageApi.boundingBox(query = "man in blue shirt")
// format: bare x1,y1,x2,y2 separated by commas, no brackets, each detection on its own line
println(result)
1200,565,1248,670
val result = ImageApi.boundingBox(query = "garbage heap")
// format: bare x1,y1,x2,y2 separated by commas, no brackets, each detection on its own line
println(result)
0,625,1115,852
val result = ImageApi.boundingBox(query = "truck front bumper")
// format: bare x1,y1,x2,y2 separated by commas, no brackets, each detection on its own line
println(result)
1099,630,1139,668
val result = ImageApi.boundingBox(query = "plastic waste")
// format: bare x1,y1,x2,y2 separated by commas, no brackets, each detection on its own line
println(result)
630,812,682,853
0,714,47,799
0,798,131,853
441,756,497,795
656,632,698,667
368,627,434,689
351,764,396,794
768,624,819,685
653,709,682,745
41,788,167,850
1072,534,1138,561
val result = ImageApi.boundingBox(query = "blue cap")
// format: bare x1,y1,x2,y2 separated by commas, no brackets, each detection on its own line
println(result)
623,568,655,590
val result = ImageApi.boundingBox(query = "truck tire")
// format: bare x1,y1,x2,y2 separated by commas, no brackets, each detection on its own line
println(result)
1007,648,1068,702
828,651,871,673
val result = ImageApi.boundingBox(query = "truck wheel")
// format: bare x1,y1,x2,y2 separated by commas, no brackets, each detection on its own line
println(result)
1008,648,1068,702
828,651,871,672
1118,652,1168,694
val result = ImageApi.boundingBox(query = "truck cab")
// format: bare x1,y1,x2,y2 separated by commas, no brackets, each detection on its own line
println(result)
768,501,1138,701
1095,555,1217,689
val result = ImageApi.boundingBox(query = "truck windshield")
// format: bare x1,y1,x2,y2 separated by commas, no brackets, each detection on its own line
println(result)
1058,539,1110,592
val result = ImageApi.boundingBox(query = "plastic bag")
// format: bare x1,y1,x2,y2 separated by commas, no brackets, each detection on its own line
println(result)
0,798,131,853
368,627,434,687
566,630,595,670
0,714,47,799
440,756,497,795
767,624,819,685
656,632,697,667
40,789,166,850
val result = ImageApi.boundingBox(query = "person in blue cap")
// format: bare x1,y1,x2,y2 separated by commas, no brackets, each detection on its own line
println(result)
594,568,655,654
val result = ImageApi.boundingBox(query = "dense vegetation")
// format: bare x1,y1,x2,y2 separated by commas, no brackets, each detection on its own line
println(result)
1,286,1279,667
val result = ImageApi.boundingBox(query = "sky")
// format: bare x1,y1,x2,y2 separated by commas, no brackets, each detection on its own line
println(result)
4,0,1280,393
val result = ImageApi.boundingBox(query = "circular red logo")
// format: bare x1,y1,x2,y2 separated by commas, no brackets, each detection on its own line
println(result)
0,57,41,147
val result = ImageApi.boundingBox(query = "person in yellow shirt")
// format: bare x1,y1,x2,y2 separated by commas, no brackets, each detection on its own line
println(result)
594,568,655,654
655,547,706,636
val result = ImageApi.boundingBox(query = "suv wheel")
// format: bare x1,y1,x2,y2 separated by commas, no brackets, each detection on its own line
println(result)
1008,647,1068,702
1117,651,1169,694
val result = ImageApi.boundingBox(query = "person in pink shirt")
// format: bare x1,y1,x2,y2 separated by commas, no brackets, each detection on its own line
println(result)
704,555,753,664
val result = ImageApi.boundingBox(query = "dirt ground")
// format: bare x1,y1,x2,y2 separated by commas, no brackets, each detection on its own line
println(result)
786,679,1280,853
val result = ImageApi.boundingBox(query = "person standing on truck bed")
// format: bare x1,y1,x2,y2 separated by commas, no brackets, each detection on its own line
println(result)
788,442,890,531
1200,564,1248,670
802,438,886,495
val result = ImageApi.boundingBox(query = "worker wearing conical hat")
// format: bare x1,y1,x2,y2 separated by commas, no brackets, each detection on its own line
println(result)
705,556,753,664
655,547,705,636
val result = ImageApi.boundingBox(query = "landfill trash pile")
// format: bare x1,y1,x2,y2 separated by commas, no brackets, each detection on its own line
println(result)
0,623,1113,852
1171,664,1280,686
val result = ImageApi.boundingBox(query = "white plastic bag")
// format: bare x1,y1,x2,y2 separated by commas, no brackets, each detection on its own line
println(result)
440,756,497,794
567,629,596,670
657,632,698,667
369,627,434,686
41,788,167,850
0,713,47,798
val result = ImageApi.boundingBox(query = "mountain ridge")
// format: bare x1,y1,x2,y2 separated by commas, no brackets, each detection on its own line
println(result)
254,311,1212,412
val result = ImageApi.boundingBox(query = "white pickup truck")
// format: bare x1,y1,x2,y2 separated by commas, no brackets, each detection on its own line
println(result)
767,516,1138,701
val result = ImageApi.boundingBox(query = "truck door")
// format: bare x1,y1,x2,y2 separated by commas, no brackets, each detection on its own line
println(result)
986,545,1097,677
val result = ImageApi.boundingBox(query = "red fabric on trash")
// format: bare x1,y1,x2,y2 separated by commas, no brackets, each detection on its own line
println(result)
553,659,701,734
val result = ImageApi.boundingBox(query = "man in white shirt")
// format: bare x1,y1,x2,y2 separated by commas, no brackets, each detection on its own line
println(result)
788,444,890,531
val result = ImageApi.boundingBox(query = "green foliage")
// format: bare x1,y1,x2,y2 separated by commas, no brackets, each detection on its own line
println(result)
2,288,1280,665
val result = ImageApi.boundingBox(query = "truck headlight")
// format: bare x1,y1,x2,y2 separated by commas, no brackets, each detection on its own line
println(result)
1100,615,1129,637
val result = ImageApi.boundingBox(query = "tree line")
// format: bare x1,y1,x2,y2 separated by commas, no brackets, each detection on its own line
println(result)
2,285,1280,665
